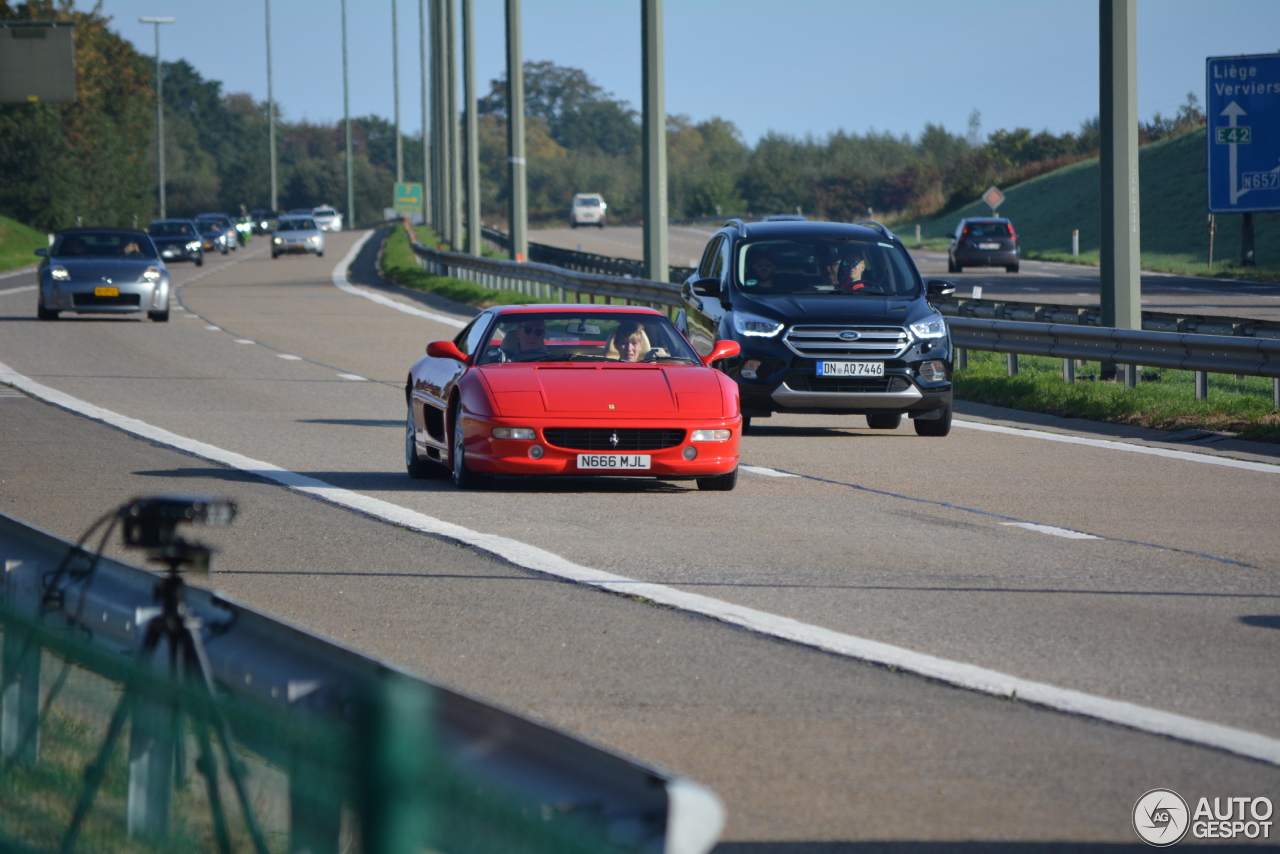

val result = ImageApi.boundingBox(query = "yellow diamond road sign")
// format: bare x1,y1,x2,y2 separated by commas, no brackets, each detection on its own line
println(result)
394,183,423,215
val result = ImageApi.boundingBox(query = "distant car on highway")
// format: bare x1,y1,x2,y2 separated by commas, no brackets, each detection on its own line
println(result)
271,216,324,259
195,214,238,253
311,205,343,232
948,217,1020,273
570,193,606,228
406,304,742,490
679,219,955,436
146,219,204,267
35,228,171,322
195,220,231,255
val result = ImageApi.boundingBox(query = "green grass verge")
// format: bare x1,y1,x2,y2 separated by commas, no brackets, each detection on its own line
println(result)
955,349,1280,443
379,225,531,308
906,128,1280,281
0,213,46,273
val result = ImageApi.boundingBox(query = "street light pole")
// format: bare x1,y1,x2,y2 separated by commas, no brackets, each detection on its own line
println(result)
265,0,277,212
342,0,354,229
140,17,174,220
392,0,402,184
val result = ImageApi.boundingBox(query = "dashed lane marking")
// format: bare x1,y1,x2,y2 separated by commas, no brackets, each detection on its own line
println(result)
337,373,367,381
277,354,303,360
741,465,799,478
1001,522,1101,540
0,285,36,297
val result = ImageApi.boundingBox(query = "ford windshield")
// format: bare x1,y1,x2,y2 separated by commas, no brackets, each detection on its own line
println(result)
735,238,921,297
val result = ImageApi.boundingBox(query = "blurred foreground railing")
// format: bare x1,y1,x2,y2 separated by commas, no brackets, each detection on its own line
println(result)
1,511,724,854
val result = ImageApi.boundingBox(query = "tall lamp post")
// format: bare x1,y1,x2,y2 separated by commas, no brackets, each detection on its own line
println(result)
341,0,354,229
140,17,174,219
265,0,277,213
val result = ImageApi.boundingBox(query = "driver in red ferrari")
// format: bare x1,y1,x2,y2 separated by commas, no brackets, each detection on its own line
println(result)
510,318,550,360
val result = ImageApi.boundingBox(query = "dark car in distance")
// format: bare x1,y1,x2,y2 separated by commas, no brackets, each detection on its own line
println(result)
678,219,956,436
146,219,204,266
948,217,1019,273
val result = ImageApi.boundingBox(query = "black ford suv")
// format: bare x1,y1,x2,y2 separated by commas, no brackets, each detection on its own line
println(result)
678,219,956,435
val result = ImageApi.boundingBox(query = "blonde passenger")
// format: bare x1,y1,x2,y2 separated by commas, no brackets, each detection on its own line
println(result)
606,321,652,361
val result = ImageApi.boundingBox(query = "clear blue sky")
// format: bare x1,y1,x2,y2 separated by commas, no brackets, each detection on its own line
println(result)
101,0,1280,146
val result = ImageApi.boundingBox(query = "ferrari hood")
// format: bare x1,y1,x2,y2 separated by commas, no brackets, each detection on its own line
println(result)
481,364,725,416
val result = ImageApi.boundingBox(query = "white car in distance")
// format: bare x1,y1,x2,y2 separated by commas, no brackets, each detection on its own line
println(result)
311,205,343,232
570,193,606,229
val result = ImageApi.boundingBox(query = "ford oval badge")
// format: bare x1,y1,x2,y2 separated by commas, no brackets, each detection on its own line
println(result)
839,330,861,341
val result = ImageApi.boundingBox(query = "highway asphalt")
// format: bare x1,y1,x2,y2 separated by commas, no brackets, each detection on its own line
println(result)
2,232,1278,849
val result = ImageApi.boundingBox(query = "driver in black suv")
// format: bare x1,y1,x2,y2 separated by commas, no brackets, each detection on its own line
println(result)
678,219,956,436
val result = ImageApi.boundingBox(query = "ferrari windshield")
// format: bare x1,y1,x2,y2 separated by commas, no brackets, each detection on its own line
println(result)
51,231,157,259
476,312,701,365
736,238,920,297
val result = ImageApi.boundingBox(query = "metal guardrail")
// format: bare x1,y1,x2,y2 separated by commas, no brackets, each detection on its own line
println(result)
947,317,1280,378
1,511,725,854
935,297,1280,340
411,226,684,309
480,226,695,285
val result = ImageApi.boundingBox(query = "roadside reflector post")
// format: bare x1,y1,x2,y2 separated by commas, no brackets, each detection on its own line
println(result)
1122,364,1139,388
1195,371,1208,400
1207,214,1216,267
1063,358,1075,383
1273,377,1279,409
915,223,922,246
1007,353,1018,376
1072,229,1079,256
955,347,967,371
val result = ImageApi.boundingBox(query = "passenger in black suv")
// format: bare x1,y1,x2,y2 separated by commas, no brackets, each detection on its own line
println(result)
678,219,956,436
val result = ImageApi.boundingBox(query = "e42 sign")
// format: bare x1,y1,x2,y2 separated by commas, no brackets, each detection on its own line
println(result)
1206,54,1280,212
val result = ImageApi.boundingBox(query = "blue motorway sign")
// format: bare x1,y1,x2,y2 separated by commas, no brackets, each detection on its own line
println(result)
1207,54,1280,213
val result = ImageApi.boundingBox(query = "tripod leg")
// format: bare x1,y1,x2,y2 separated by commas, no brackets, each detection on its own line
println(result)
191,711,233,854
59,688,133,854
185,618,272,854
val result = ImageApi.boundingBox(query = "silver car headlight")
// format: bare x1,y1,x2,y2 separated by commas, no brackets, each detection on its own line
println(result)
141,266,162,283
309,235,321,243
909,316,948,339
732,312,784,338
186,241,200,251
51,266,70,281
273,237,283,244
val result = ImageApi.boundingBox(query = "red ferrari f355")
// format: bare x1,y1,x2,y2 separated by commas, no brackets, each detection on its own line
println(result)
405,304,742,490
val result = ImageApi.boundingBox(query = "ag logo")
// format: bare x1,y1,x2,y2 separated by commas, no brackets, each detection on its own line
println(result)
1133,789,1189,846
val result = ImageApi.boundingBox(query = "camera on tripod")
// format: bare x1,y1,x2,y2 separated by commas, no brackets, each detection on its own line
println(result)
121,495,236,574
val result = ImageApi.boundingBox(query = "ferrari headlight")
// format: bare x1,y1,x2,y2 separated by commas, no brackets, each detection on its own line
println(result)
51,265,70,281
691,429,732,442
492,427,535,440
909,316,948,339
732,312,784,338
141,266,162,282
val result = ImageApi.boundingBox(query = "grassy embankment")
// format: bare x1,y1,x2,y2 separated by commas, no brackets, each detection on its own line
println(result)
378,224,534,308
908,127,1280,281
902,128,1280,441
0,214,46,273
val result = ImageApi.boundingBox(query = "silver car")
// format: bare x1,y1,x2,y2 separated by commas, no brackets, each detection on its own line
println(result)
271,216,325,258
311,205,343,232
36,228,171,322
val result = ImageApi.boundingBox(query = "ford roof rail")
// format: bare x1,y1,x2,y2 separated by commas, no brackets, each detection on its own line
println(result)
723,218,749,237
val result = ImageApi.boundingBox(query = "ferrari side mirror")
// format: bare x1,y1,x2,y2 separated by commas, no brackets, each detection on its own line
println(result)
427,340,467,361
703,339,741,366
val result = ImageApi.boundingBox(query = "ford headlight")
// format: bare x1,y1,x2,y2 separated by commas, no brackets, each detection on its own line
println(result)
732,312,784,338
141,266,162,282
909,316,948,339
51,266,70,281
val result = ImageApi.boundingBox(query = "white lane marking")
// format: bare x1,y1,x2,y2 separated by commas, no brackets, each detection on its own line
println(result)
331,232,468,329
0,266,36,282
183,314,200,319
954,420,1280,474
2,356,1278,767
0,285,36,297
204,325,220,331
277,354,303,361
337,373,366,381
1001,522,1101,540
235,339,255,344
741,465,800,478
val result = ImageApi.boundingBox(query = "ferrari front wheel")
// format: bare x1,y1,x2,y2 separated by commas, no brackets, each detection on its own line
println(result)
696,467,737,491
450,406,490,489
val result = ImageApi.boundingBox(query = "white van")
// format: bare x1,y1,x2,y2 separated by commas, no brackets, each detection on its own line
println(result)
570,193,607,228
